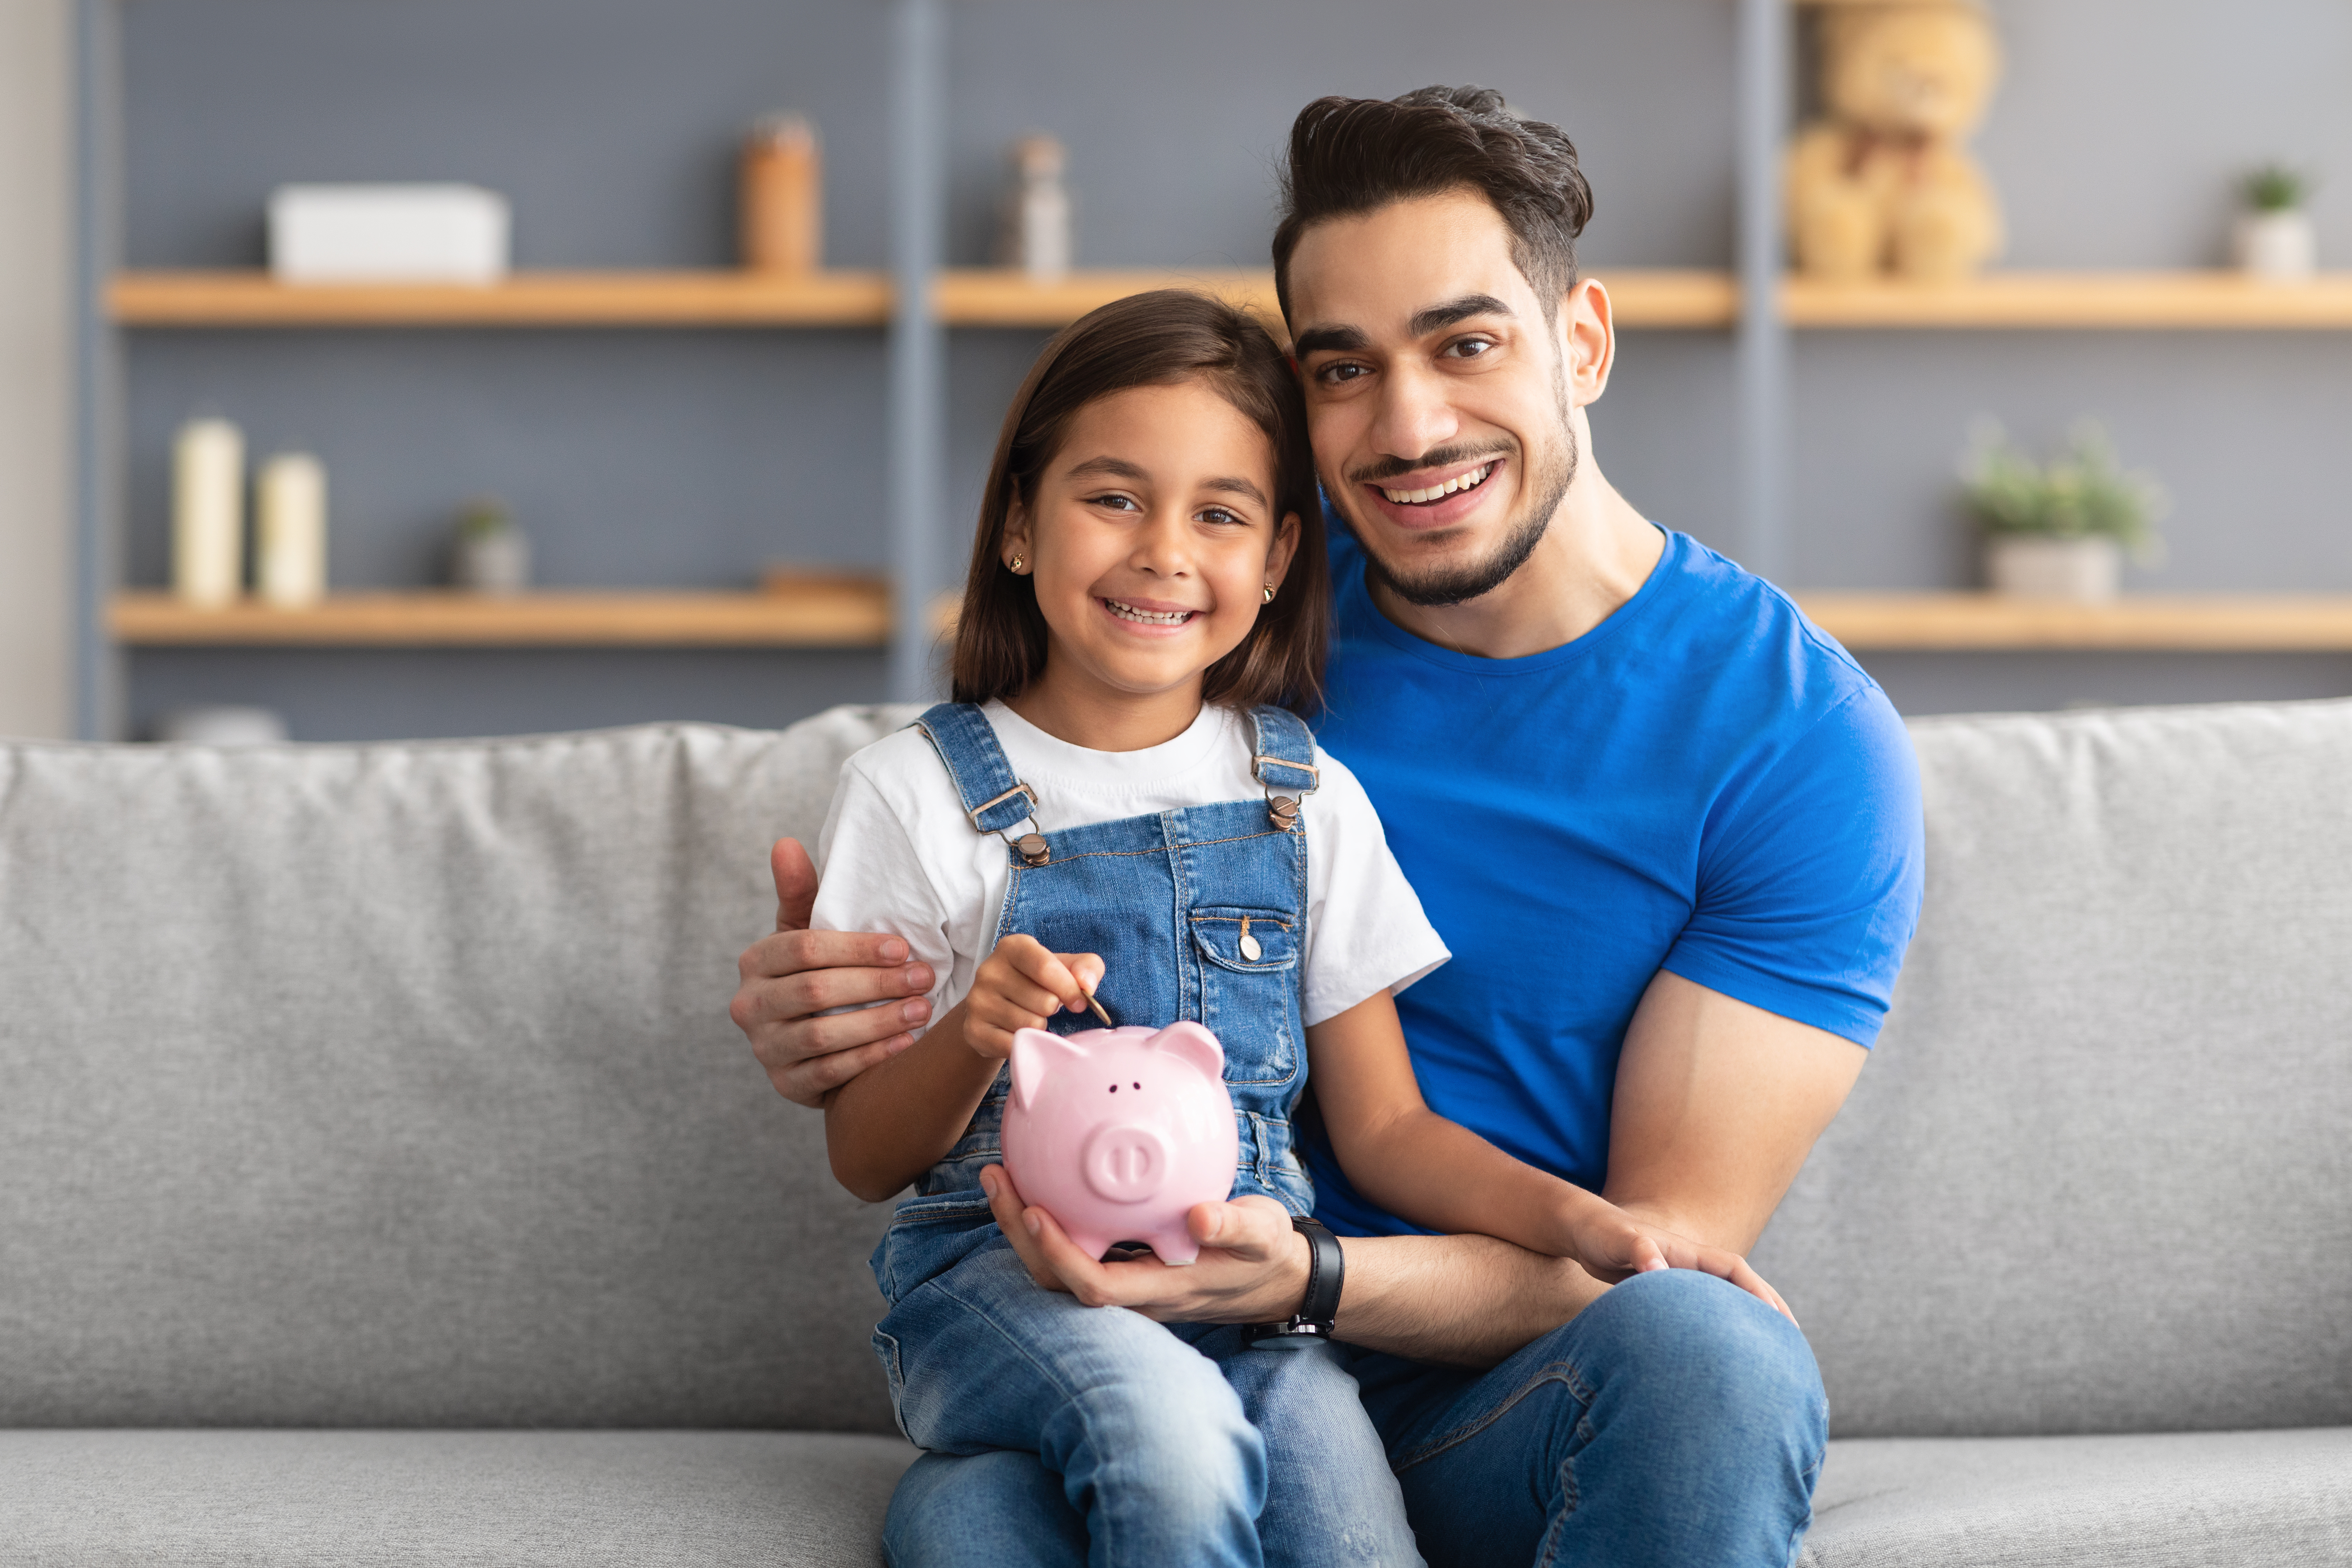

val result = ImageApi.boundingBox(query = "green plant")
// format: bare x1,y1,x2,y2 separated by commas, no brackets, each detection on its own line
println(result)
1960,421,2169,562
2240,163,2310,212
456,497,514,540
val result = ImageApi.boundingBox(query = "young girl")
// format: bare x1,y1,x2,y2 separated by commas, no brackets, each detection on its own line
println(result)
814,292,1766,1568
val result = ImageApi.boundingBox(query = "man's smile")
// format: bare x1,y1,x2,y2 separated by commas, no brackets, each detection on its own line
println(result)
1358,454,1511,532
1379,461,1497,506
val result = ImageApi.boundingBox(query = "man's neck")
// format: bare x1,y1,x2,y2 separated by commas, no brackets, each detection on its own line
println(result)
1367,450,1666,662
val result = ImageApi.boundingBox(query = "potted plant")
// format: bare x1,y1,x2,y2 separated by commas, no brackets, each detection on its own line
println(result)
450,496,531,594
1961,422,2167,602
2234,163,2317,281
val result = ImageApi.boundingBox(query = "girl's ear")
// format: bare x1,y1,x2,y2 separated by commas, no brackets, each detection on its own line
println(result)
1264,511,1301,593
1002,492,1033,572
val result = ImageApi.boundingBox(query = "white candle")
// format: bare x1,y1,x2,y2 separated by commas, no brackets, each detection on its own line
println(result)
256,452,327,607
173,418,244,606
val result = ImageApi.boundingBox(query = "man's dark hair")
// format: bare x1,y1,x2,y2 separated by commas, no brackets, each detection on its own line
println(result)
1272,86,1595,326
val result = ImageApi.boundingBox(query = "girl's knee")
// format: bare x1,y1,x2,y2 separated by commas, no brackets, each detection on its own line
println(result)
1048,1352,1262,1496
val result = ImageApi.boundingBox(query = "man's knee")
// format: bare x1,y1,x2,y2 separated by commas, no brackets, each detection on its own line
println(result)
1577,1268,1826,1452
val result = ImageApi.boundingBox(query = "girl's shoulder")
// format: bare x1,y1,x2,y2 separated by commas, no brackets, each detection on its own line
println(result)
837,722,972,831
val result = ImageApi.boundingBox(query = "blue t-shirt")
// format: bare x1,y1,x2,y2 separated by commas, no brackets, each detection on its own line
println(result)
1306,524,1924,1238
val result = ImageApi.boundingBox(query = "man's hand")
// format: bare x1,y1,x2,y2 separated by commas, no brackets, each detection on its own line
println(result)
980,1164,1313,1324
964,936,1106,1059
1562,1196,1794,1323
729,838,937,1107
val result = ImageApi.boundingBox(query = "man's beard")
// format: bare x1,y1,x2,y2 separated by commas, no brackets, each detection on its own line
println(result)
1352,363,1578,610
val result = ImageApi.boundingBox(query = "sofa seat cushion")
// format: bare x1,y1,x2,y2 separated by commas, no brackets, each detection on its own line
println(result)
0,1429,916,1568
1801,1427,2352,1567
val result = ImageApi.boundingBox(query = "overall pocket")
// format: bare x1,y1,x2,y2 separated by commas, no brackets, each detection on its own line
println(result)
1189,906,1301,1087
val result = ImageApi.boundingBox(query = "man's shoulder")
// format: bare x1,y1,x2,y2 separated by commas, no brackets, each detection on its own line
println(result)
1649,532,1881,720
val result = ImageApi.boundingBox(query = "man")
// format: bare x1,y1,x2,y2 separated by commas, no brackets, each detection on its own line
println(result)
733,87,1923,1567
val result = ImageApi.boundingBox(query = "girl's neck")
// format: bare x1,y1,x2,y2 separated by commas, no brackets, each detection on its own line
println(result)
1003,668,1206,753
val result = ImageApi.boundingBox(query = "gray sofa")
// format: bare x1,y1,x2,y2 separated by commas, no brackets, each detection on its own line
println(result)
1,698,2345,1567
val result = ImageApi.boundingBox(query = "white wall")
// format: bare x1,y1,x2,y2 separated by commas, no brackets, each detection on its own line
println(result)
0,0,72,738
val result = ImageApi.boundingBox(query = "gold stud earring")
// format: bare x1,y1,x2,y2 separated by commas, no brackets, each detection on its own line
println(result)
1262,582,1276,604
1009,554,1026,573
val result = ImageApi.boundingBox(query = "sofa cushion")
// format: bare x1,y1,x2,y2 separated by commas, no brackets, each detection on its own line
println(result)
1752,698,2352,1437
1800,1427,2352,1566
0,708,918,1430
0,1429,915,1567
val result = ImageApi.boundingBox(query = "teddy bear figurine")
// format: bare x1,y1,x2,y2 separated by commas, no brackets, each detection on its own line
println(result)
1784,0,2005,281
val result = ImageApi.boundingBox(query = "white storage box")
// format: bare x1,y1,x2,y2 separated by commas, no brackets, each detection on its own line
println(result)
268,184,511,284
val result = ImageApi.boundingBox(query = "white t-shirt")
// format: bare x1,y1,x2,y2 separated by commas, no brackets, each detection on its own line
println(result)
811,700,1449,1033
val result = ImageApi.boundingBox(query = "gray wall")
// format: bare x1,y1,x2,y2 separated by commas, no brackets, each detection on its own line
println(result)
1,0,72,740
110,0,2352,738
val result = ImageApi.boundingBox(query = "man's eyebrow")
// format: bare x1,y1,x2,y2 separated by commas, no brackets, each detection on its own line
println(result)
1409,294,1515,336
1064,456,1149,482
1201,476,1268,505
1291,323,1369,356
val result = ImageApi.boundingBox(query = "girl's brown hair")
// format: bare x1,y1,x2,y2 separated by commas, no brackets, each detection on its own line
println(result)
950,289,1327,715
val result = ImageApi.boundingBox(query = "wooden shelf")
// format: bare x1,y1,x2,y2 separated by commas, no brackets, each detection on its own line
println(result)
1796,593,2352,651
108,271,896,327
1782,272,2352,329
109,267,1741,331
931,267,1738,329
934,268,1279,326
119,268,2352,332
109,586,892,647
117,588,2352,654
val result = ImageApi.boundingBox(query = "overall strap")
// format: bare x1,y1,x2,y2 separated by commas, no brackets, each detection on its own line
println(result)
1247,706,1321,795
1247,706,1319,833
911,703,1039,835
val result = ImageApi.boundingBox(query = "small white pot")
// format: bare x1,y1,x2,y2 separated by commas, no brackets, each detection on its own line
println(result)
453,530,531,594
2234,209,2317,280
1986,534,2122,602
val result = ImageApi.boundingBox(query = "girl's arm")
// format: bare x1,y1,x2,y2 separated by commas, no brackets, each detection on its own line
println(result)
1304,990,1779,1299
825,936,1105,1203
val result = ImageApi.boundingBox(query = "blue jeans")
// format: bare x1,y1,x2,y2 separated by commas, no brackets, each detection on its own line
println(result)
885,1268,1823,1568
879,1238,1422,1568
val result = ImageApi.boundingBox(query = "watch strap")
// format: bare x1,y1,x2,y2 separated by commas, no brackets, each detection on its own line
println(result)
1245,1215,1344,1348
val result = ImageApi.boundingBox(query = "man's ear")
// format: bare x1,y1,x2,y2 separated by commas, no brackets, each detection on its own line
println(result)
1265,511,1301,593
1562,276,1615,409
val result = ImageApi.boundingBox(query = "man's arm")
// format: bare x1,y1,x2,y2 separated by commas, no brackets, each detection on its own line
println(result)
980,967,1860,1367
730,838,938,1107
1604,968,1867,1254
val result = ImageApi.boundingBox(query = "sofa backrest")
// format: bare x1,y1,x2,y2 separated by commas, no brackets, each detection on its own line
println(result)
0,708,923,1431
1752,697,2352,1437
5,698,2347,1438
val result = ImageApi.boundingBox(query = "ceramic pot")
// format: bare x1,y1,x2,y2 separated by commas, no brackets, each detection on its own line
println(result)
1986,534,2121,602
153,705,288,746
2234,209,2317,281
453,530,531,594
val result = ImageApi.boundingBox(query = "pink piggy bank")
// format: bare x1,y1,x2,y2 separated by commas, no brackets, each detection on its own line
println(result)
999,1022,1239,1265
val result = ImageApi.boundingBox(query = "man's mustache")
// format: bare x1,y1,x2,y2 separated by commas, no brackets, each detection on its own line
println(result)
1343,442,1516,487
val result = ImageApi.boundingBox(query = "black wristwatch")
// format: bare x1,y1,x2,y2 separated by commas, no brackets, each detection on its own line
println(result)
1246,1215,1344,1349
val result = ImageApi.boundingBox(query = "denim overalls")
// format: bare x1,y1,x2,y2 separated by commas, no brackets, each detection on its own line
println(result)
864,702,1429,1568
869,699,1324,1306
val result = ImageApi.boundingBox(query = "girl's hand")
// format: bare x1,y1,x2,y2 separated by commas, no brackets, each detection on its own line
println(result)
1562,1196,1797,1324
964,935,1107,1059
